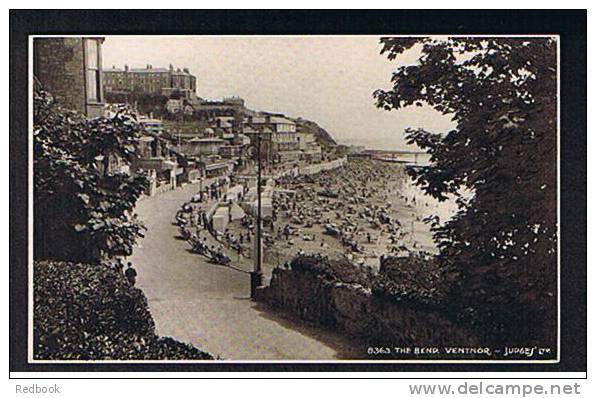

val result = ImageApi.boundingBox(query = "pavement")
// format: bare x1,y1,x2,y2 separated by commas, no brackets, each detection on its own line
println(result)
129,182,360,360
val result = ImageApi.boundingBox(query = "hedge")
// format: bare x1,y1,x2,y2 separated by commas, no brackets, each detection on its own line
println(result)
34,260,213,360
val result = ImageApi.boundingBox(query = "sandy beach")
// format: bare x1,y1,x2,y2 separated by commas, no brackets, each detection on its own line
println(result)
179,159,458,281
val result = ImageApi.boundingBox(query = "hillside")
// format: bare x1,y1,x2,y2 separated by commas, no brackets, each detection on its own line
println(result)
293,118,337,148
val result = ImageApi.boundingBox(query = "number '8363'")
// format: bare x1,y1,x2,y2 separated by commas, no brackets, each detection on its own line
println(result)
367,347,392,355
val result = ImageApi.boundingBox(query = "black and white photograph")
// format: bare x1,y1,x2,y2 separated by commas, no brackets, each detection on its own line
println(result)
9,9,586,378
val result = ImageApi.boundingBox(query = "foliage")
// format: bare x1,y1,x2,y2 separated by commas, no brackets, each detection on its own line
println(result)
373,254,448,308
33,260,213,360
105,91,171,119
34,88,148,262
374,37,557,345
290,255,375,287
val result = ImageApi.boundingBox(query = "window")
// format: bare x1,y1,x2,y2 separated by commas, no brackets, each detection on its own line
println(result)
84,39,101,102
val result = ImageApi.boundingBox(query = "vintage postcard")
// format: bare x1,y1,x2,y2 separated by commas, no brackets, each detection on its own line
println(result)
9,10,586,376
28,34,560,363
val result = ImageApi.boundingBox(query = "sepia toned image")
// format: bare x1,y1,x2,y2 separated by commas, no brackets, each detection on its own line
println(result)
30,34,559,363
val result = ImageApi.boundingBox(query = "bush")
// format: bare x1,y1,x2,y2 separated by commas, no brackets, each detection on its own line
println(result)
373,254,448,307
34,260,213,360
289,255,374,287
34,88,148,263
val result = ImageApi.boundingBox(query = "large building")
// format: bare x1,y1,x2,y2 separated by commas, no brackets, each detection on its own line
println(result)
103,64,197,99
33,37,105,118
242,114,299,162
241,114,325,164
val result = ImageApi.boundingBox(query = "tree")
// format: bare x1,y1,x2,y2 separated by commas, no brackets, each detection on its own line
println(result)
374,37,557,346
34,88,148,263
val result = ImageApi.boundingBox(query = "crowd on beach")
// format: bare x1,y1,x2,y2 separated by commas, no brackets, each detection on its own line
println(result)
175,159,450,273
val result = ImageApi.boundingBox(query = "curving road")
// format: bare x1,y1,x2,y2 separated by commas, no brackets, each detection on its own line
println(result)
129,182,359,360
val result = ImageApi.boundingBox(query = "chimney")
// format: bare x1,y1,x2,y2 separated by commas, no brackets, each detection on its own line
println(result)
265,115,271,123
124,64,129,72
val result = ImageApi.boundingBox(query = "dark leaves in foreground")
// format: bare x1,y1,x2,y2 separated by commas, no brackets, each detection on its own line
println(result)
33,88,149,262
34,260,213,360
374,37,557,346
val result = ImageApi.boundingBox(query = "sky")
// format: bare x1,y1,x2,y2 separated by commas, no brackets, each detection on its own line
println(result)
102,36,455,150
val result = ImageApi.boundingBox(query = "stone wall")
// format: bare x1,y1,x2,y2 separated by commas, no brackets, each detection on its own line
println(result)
257,268,478,348
274,157,347,179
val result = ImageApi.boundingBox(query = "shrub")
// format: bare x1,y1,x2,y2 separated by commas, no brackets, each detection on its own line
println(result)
373,254,448,306
289,255,374,287
34,88,148,263
34,260,213,360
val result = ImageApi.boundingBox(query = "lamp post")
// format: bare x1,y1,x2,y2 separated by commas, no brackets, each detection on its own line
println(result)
250,133,263,299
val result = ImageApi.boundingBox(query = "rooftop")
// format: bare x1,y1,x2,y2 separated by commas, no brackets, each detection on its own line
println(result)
103,65,194,75
243,114,295,125
242,125,273,134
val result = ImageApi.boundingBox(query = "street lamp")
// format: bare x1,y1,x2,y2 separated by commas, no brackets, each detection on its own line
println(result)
250,132,264,299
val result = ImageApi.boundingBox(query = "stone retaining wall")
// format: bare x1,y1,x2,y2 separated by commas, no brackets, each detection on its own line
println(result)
274,157,347,179
257,268,478,348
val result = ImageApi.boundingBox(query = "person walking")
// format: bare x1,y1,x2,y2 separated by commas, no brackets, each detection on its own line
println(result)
125,262,138,286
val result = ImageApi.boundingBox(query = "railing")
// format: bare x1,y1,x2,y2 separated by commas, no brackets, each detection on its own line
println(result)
274,157,347,179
